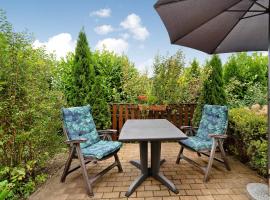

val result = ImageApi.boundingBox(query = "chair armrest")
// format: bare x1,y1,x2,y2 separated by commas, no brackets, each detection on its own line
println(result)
180,126,198,130
97,129,117,134
65,138,87,145
180,126,192,129
98,129,117,141
209,134,228,139
180,126,198,136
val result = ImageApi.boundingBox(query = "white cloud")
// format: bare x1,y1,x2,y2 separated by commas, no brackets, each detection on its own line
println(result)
136,58,154,77
90,8,111,18
33,33,76,59
120,33,130,40
94,25,114,35
120,13,149,41
95,38,128,54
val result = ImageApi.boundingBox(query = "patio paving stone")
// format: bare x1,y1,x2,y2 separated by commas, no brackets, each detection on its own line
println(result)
29,143,266,200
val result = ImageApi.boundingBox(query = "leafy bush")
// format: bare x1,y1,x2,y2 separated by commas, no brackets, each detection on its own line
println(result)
227,108,267,176
178,59,205,103
192,55,226,126
56,32,151,129
224,53,267,107
151,50,185,104
0,10,64,199
225,78,267,107
0,180,12,200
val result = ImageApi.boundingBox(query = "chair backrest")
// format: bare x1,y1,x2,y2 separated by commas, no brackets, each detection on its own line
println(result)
196,104,228,141
62,105,100,149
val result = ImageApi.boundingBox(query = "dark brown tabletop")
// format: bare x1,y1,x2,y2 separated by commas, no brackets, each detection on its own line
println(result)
119,119,187,142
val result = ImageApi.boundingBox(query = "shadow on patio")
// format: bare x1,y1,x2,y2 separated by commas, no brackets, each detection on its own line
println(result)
29,143,266,200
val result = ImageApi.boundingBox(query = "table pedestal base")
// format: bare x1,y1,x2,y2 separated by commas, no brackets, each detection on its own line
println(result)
125,141,179,197
130,158,166,170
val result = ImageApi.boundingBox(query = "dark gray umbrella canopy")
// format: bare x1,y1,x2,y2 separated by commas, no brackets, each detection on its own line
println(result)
155,0,270,197
154,0,268,54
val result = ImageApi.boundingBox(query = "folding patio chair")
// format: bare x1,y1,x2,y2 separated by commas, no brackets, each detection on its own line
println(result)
176,104,231,182
60,105,123,196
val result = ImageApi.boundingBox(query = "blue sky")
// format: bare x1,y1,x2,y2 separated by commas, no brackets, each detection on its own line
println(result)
1,0,234,74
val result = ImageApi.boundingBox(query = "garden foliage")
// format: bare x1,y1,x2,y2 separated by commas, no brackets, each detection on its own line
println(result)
192,55,226,126
56,31,150,129
0,11,64,199
224,53,267,107
151,51,185,104
178,59,204,103
227,108,267,176
0,8,269,199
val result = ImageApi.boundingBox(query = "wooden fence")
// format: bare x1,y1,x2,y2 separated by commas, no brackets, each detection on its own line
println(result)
110,103,196,135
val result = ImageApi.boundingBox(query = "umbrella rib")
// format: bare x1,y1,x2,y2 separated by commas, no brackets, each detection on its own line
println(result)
227,9,265,12
154,0,268,11
241,12,267,19
211,1,256,54
248,0,268,10
154,0,183,8
171,0,243,44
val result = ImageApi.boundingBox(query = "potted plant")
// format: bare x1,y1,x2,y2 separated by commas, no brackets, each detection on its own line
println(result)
137,95,167,111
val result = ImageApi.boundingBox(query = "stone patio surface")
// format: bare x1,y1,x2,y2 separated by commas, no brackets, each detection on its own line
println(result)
29,143,266,200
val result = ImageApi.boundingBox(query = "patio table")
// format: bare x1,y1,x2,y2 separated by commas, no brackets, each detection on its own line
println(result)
119,119,187,197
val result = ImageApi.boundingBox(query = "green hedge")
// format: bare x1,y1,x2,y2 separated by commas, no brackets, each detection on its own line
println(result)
0,11,65,199
227,108,267,176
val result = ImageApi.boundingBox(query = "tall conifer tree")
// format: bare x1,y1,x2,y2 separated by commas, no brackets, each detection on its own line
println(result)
192,55,226,126
189,59,200,78
69,28,95,106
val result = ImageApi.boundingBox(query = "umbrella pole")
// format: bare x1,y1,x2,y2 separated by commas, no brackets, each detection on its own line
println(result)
246,12,270,200
268,10,270,195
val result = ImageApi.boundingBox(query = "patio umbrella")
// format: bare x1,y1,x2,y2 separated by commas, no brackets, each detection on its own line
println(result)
154,0,269,199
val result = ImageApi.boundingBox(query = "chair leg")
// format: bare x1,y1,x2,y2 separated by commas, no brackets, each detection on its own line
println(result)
218,140,231,171
176,146,184,164
61,146,75,183
204,140,217,182
76,145,93,196
114,153,123,172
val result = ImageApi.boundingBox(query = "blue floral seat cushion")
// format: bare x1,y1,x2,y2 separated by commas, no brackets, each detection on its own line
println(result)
196,105,228,141
62,105,100,149
81,140,122,159
179,136,213,151
180,105,228,151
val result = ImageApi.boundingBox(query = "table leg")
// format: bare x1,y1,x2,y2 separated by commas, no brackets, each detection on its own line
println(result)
126,141,148,197
151,141,161,175
125,174,147,197
130,160,141,170
151,141,179,194
130,159,165,169
154,173,179,193
126,141,177,197
160,158,166,166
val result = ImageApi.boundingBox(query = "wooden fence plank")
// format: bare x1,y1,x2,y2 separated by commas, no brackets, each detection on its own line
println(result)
179,105,183,128
112,104,117,130
131,104,135,119
118,104,123,131
110,103,196,134
184,105,189,126
125,104,129,121
190,104,196,125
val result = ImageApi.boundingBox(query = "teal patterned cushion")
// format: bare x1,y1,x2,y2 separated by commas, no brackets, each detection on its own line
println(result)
180,105,228,151
62,105,100,149
180,136,213,151
81,140,122,159
196,105,228,141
